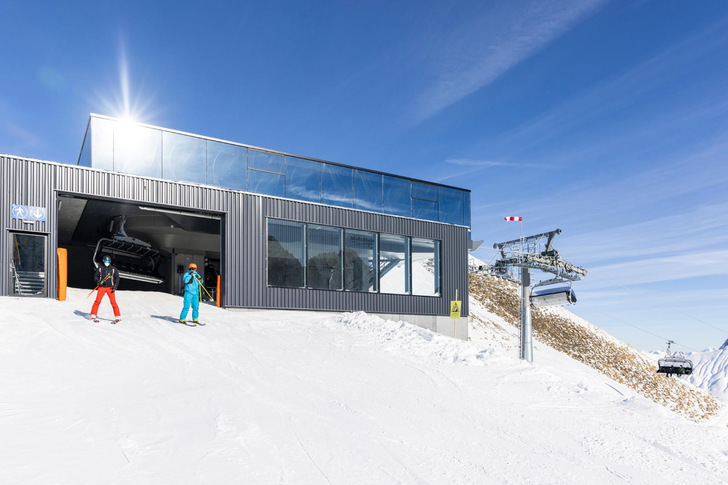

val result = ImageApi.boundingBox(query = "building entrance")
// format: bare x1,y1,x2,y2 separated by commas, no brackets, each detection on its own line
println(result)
57,194,222,295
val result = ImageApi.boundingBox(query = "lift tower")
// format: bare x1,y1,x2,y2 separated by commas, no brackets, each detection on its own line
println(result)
493,229,587,362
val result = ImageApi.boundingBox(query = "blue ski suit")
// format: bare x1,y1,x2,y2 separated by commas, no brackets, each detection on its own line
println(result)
180,270,202,321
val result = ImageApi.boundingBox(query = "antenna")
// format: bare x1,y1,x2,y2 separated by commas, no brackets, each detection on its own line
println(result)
493,227,587,362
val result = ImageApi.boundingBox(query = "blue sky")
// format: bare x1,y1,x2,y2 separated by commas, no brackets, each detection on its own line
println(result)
1,0,727,351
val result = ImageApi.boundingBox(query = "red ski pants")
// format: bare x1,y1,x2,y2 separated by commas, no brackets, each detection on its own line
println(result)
91,287,120,317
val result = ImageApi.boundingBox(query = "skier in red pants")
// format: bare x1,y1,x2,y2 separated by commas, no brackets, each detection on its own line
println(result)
90,255,121,323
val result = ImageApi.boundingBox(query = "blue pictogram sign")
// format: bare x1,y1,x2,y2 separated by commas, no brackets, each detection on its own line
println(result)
11,204,46,222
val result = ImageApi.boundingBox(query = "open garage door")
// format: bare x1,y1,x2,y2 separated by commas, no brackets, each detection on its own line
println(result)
57,194,222,296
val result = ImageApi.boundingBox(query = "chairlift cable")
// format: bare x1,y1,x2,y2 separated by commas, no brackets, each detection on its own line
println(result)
586,268,728,335
588,309,700,353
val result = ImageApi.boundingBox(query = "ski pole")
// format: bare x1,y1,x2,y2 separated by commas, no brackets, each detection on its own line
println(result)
197,279,214,300
86,273,111,298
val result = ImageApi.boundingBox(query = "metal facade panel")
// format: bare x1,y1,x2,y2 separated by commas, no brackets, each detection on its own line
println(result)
1,156,469,316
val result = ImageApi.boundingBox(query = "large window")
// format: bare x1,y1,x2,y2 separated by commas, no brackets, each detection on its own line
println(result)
412,238,441,296
344,230,378,292
383,175,411,217
379,234,410,295
162,131,205,183
412,182,438,221
321,165,353,207
267,220,305,288
353,170,383,213
307,225,343,290
248,150,286,197
208,141,246,191
286,157,321,203
266,219,440,296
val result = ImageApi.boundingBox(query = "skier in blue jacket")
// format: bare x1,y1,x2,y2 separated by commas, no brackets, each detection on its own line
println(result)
179,263,203,324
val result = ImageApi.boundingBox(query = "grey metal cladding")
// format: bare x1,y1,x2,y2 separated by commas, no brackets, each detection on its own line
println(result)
1,155,469,316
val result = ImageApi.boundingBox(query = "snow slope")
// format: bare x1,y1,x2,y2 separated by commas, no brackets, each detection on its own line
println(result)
688,347,728,402
2,289,728,484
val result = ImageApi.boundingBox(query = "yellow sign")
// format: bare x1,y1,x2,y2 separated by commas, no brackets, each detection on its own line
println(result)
450,300,461,319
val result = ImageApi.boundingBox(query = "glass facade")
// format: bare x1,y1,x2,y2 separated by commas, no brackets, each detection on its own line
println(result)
83,115,470,227
266,218,439,296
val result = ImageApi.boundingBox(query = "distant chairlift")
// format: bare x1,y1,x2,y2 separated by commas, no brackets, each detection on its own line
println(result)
530,285,577,308
93,215,164,284
656,340,693,377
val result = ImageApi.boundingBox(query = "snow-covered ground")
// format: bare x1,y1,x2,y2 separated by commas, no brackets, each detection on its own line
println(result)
2,288,728,483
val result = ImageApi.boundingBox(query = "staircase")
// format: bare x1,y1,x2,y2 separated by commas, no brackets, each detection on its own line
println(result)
13,271,45,295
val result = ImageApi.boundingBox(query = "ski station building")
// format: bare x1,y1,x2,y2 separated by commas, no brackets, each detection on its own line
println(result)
1,114,472,338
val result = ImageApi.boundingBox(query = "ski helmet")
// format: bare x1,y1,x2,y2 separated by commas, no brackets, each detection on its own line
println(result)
102,256,112,264
189,263,197,270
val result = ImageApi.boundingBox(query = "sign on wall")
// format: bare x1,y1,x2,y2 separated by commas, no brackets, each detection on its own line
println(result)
11,204,47,223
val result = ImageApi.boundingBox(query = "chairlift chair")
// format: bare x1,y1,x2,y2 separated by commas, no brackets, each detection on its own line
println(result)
656,340,693,377
93,215,164,284
530,285,577,308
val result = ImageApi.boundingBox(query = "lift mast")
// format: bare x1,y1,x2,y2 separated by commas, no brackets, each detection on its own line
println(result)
493,228,587,362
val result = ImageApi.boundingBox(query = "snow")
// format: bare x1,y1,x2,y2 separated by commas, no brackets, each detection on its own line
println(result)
688,348,728,402
2,288,728,484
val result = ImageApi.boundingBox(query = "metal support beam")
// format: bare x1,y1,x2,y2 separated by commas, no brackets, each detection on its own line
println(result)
520,268,533,362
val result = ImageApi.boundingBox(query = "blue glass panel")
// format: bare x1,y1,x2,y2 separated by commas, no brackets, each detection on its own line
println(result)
439,187,465,225
353,170,383,213
286,157,321,203
412,182,438,202
383,175,411,217
413,199,438,222
464,192,471,228
321,164,353,208
162,131,206,183
115,124,163,178
249,169,286,197
90,117,114,170
249,149,285,174
208,141,246,191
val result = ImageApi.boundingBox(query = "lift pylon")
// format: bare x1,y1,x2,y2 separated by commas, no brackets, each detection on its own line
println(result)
493,228,587,362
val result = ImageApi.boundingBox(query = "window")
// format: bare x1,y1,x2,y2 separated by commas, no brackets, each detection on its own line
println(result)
379,234,410,294
162,131,205,183
383,175,411,217
307,225,343,290
208,141,246,191
411,238,441,296
266,218,440,297
286,157,321,203
321,164,353,208
439,187,465,225
344,230,377,292
353,170,383,213
267,220,305,288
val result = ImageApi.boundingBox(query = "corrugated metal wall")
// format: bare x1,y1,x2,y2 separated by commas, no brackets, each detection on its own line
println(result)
1,155,469,316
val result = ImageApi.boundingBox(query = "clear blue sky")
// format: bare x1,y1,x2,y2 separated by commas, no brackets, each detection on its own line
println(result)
2,0,727,351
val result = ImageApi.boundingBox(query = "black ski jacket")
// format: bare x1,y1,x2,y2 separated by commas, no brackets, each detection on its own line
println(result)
95,265,120,289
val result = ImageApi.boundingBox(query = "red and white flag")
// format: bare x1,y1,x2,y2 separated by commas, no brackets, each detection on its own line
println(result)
504,216,522,221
